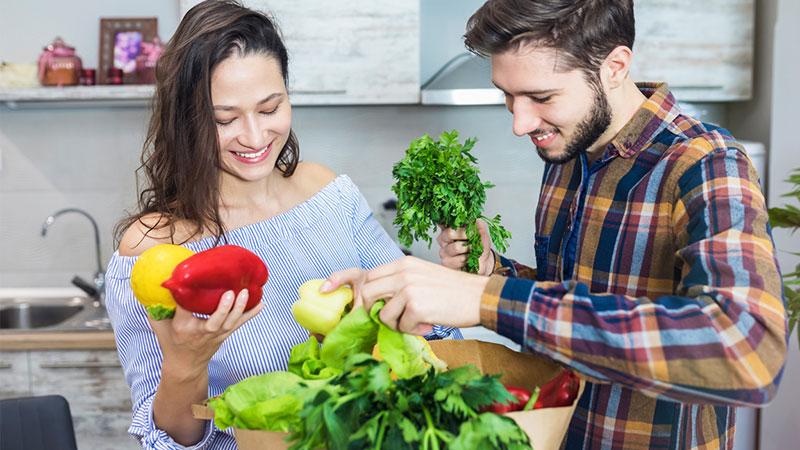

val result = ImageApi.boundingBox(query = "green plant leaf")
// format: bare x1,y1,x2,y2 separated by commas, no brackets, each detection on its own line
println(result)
769,206,800,229
768,170,800,347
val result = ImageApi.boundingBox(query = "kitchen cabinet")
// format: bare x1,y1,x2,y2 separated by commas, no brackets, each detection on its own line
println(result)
0,349,138,450
180,0,420,105
419,0,754,105
632,0,755,101
30,350,137,449
0,351,30,399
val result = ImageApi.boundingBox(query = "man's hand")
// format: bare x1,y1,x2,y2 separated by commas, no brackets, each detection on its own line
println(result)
437,219,495,276
320,268,366,308
358,256,489,334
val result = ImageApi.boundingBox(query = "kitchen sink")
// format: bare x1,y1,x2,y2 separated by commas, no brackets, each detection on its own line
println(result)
0,290,111,332
0,302,84,329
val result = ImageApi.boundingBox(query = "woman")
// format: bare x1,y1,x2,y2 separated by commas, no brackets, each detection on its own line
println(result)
106,1,458,448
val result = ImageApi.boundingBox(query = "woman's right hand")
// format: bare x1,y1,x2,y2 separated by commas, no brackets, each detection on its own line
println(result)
436,220,495,276
147,289,263,378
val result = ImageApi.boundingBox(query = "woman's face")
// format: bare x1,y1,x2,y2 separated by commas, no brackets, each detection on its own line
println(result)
211,53,292,184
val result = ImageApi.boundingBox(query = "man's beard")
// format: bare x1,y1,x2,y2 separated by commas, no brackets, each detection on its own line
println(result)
536,84,612,165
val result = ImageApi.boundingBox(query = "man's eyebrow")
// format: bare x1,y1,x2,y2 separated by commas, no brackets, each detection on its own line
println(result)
213,93,283,111
492,81,559,97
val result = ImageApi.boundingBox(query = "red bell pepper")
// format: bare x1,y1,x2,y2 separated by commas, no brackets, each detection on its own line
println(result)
162,245,268,314
482,368,580,414
532,368,580,409
482,385,532,414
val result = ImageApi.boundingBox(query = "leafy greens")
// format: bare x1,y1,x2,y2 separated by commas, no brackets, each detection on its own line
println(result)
209,303,531,449
288,355,529,450
392,130,512,273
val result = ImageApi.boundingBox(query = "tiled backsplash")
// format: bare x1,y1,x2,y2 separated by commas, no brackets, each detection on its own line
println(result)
0,105,544,288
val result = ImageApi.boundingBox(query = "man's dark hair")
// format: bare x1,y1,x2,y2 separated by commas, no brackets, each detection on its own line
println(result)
464,0,635,80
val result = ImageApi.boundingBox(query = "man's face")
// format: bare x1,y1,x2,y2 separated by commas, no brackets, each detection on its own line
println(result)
492,46,612,164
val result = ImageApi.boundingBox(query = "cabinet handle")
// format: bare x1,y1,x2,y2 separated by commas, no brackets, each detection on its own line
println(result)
40,361,121,369
0,361,12,369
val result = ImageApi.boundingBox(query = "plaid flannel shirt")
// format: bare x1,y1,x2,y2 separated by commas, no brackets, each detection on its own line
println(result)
480,83,787,449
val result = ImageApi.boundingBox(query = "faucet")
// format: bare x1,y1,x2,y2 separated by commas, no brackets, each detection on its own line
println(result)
41,208,106,305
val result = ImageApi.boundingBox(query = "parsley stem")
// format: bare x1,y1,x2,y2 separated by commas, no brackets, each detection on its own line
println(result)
332,392,361,410
422,406,440,450
523,386,541,411
374,412,386,450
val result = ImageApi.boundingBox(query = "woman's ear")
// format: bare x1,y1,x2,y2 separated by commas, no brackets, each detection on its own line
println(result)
602,45,634,89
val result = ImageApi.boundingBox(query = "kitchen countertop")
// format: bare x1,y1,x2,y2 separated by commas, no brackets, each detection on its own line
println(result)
0,330,116,351
1,287,117,351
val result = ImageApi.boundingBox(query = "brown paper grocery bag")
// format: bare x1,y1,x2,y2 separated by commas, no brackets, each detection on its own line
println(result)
192,402,291,450
190,403,214,421
234,428,291,449
428,340,583,450
193,339,582,450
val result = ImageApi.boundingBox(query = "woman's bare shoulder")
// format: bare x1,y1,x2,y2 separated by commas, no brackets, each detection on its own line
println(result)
291,161,337,195
118,213,196,257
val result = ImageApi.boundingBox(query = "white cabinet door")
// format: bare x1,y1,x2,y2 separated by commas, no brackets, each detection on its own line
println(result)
180,0,420,104
632,0,754,101
0,351,31,399
30,350,139,450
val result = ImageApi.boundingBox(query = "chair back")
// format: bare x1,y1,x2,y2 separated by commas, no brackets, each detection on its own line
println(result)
0,395,78,450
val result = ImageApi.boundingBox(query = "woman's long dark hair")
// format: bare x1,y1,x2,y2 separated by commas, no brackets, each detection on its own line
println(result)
115,0,299,246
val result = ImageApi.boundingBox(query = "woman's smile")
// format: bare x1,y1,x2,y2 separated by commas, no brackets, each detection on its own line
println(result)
230,143,272,164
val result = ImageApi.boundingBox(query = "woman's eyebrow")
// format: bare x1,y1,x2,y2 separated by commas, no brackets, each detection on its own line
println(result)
213,93,284,111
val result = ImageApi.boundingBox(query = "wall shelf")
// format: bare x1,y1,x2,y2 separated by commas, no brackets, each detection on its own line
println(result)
0,85,155,108
0,85,423,108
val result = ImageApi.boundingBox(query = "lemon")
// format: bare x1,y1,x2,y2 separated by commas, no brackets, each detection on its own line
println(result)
130,244,194,320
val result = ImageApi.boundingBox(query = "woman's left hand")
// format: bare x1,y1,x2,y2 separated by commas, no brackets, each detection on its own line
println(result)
148,289,264,379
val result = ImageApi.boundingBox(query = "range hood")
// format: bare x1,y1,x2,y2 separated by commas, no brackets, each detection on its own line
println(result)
421,53,504,105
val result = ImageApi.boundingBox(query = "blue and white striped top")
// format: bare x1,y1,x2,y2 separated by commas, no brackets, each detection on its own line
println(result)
105,175,461,449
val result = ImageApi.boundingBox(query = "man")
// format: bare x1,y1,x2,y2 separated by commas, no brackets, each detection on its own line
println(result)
326,0,788,448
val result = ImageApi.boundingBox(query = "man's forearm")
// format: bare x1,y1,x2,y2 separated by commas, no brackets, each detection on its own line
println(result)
485,276,786,406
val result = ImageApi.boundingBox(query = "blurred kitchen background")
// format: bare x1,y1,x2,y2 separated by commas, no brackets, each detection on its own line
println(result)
1,1,798,449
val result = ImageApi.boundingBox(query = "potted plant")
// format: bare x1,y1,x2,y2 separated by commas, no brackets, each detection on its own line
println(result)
768,168,800,346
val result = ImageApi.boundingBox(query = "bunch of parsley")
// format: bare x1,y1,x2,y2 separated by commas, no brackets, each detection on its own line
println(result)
288,354,531,450
392,130,511,273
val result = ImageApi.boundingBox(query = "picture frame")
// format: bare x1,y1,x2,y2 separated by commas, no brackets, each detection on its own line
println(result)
98,17,158,85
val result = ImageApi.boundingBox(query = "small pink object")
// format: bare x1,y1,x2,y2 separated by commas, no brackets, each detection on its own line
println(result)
79,68,96,86
107,67,124,85
135,35,164,84
37,37,83,86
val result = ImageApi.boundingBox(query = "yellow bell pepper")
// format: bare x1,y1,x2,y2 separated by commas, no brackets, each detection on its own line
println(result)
292,279,353,335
